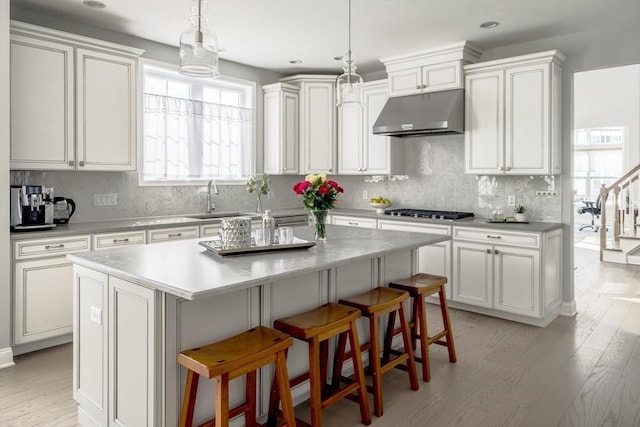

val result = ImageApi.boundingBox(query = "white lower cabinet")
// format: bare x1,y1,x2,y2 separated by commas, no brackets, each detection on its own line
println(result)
73,266,157,427
377,220,452,296
331,214,377,229
93,230,146,249
452,226,561,324
147,226,199,243
13,235,91,351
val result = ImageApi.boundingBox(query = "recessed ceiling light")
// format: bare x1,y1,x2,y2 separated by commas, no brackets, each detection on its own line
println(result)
480,21,499,29
289,60,302,64
82,0,106,8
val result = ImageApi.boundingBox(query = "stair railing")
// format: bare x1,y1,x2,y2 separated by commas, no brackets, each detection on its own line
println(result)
600,162,640,258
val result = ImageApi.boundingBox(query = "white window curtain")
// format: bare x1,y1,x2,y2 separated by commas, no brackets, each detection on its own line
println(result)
143,93,251,180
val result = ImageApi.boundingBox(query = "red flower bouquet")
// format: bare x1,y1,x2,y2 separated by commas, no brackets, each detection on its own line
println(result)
293,174,344,241
292,174,344,211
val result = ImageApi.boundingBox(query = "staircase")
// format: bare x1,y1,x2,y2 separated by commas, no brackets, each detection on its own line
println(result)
599,163,640,264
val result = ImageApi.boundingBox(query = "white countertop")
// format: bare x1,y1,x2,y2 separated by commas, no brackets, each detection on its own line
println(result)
68,225,449,300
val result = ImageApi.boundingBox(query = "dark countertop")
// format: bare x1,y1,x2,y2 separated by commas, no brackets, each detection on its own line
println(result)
10,207,563,241
330,208,564,233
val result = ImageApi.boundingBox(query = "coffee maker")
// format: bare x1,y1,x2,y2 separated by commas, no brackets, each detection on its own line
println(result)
10,185,56,231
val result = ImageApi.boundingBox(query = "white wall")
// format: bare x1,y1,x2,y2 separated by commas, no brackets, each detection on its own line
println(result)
575,64,640,170
0,0,13,368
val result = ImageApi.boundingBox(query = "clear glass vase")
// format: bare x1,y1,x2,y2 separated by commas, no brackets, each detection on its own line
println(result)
310,209,328,242
255,194,262,213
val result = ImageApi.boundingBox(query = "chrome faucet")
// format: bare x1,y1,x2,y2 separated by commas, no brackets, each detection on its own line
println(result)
206,179,219,214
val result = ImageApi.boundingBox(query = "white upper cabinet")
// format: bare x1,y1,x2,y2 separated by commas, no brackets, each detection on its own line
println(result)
10,35,75,170
281,75,337,174
9,21,143,171
338,80,404,175
263,83,300,175
464,50,564,175
380,42,482,98
76,49,138,171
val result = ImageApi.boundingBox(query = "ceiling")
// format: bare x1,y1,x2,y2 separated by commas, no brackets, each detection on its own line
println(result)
10,0,640,75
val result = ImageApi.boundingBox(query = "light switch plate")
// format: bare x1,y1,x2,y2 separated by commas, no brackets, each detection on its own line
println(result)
90,306,102,325
507,195,516,206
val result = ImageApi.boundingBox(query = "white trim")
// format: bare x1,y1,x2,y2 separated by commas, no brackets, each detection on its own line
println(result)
0,347,15,369
10,20,145,57
559,300,577,317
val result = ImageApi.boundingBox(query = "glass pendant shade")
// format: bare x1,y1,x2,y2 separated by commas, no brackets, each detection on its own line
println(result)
336,51,363,106
336,0,363,107
179,0,220,78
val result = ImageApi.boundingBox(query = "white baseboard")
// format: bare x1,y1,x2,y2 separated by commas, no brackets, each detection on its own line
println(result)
78,407,102,427
0,347,14,369
559,300,577,317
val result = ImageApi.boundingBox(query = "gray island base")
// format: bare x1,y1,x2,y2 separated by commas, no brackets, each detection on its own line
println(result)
68,225,449,427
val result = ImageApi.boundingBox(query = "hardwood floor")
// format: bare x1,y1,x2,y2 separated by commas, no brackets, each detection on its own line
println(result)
1,243,638,427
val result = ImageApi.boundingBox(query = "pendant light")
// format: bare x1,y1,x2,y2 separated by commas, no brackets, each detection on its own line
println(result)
336,0,363,107
179,0,220,78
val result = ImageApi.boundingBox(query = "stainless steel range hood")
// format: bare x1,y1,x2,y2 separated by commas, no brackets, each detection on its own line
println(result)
372,88,464,137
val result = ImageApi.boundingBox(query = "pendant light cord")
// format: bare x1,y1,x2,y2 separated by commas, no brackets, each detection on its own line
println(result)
197,0,202,34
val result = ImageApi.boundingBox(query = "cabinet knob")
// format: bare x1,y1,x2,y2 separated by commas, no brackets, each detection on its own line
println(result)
283,167,287,171
79,161,85,167
328,168,332,172
416,85,421,90
421,84,427,89
486,249,491,254
505,166,512,171
495,249,499,255
68,161,74,167
498,166,504,172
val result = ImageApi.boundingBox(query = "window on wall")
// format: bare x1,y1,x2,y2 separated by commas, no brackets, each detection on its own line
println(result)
141,63,254,185
574,127,624,201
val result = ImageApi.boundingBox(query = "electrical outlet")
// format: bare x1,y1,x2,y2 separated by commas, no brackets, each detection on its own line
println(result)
507,195,516,207
362,190,368,200
90,306,102,325
93,193,118,206
536,190,560,197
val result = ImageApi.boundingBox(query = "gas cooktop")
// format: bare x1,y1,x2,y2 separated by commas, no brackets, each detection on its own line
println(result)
384,208,475,221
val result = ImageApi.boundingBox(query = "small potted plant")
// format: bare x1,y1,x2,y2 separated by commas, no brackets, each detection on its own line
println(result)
514,205,528,222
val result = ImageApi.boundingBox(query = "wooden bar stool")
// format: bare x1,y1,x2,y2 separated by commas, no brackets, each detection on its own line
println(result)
335,287,419,417
268,302,371,427
177,326,295,427
386,273,457,382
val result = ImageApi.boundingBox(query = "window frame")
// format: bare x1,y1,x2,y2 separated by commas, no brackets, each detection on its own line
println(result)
138,59,257,187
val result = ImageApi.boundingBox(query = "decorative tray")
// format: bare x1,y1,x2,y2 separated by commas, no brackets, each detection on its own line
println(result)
486,219,529,224
199,238,316,256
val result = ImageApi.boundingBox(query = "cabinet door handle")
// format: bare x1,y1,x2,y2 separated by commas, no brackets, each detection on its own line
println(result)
494,249,499,254
486,249,491,254
168,233,183,238
505,166,512,171
328,168,333,172
421,84,427,89
112,238,130,243
348,222,359,226
68,161,74,167
45,244,65,250
498,166,504,172
416,85,421,89
79,161,85,167
283,167,287,171
486,235,502,239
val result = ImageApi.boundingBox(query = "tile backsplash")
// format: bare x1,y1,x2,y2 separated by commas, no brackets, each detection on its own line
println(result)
10,134,561,223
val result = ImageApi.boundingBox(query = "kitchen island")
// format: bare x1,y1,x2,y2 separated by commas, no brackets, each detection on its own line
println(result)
68,224,449,427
